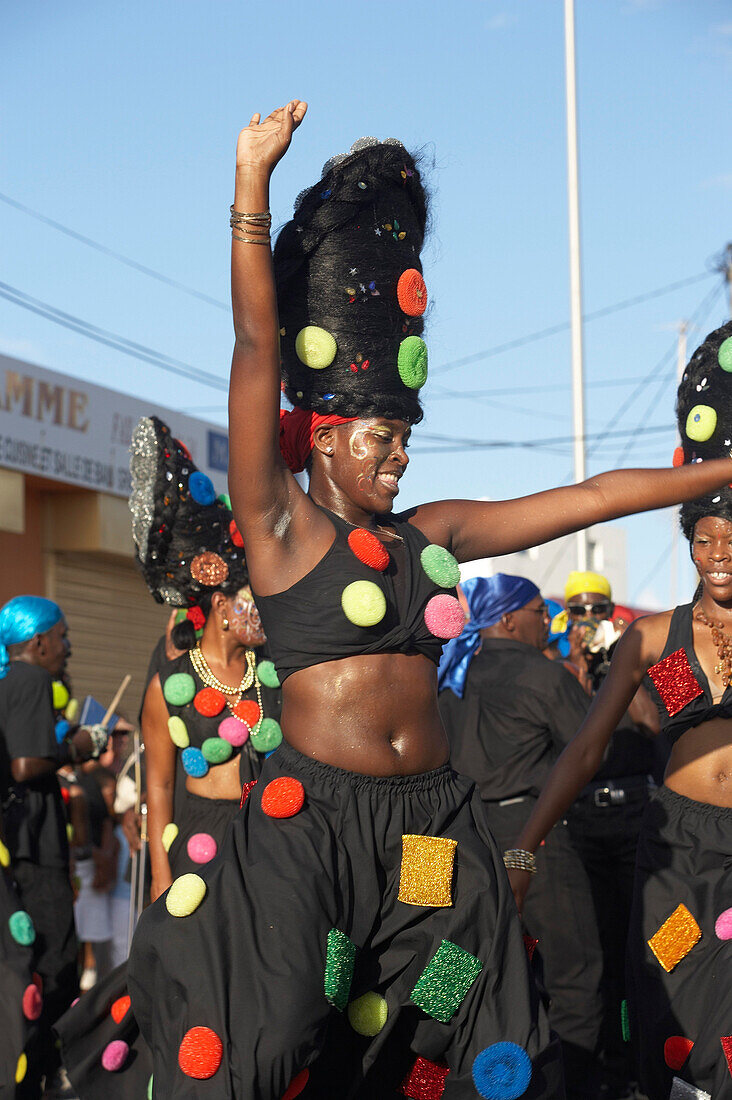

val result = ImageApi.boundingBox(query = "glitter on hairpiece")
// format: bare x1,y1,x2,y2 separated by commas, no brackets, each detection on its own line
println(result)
190,552,229,587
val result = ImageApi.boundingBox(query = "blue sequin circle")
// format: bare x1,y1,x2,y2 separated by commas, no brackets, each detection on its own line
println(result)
472,1042,532,1100
181,747,209,778
188,472,216,506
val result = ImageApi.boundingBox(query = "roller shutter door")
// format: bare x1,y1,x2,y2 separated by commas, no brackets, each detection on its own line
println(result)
51,552,169,719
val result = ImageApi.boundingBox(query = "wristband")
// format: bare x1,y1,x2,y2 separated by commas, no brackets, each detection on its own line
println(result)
503,848,537,875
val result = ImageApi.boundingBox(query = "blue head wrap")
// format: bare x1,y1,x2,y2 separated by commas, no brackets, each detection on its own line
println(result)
437,574,540,698
0,596,64,679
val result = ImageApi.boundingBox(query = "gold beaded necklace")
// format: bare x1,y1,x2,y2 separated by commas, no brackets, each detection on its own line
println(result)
189,645,263,731
694,607,732,689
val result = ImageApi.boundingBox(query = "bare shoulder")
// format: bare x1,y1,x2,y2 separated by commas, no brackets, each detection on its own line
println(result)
626,609,674,665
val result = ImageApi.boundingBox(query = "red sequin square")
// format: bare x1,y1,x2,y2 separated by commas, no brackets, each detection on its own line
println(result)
648,649,703,717
523,934,538,963
721,1035,732,1077
400,1056,449,1099
240,780,257,809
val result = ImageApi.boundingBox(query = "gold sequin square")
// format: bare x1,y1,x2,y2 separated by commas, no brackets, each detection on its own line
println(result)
398,835,457,907
647,903,701,972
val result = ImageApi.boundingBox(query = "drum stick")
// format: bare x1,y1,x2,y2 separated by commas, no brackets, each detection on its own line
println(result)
102,674,131,728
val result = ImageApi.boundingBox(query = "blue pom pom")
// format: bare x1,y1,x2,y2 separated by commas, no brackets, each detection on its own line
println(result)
472,1043,532,1100
55,719,70,743
181,747,209,778
189,472,215,506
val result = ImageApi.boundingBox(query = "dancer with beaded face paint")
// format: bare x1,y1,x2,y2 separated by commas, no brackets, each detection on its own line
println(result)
128,103,732,1100
505,323,732,1100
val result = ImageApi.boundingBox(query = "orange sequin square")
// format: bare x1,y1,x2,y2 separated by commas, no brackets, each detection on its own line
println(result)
398,835,457,907
647,903,701,972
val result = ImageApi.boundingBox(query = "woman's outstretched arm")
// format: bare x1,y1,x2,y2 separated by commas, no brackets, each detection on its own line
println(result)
412,459,732,561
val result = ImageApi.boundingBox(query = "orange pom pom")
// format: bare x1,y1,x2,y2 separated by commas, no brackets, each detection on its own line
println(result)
397,269,428,317
178,1026,223,1079
110,995,131,1024
194,688,226,717
230,519,244,548
233,699,261,727
672,446,684,468
261,777,305,819
348,528,389,571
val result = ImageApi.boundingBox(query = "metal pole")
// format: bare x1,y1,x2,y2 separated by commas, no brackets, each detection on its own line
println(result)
670,321,688,607
564,0,587,571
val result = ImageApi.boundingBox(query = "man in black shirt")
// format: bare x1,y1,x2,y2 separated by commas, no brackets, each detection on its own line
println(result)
0,595,107,1097
439,574,603,1100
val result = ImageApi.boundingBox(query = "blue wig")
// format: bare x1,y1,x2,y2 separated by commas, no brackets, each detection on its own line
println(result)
0,596,64,678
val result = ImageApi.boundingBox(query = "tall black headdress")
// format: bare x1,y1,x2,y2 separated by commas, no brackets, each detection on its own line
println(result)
274,137,430,424
129,416,247,606
676,321,732,540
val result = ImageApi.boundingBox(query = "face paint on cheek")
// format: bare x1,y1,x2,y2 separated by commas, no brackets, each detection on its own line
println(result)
349,430,370,461
229,588,266,646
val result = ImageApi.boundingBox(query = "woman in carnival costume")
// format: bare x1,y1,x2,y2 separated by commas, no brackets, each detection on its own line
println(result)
128,102,732,1100
56,416,280,1097
508,322,732,1100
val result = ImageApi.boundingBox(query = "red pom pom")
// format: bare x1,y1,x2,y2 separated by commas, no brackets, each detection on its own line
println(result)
32,972,43,992
397,269,428,317
282,1068,310,1099
194,688,226,717
110,994,131,1024
60,786,71,805
178,1026,223,1079
347,528,389,571
230,519,244,548
261,777,305,819
22,983,42,1020
672,446,685,468
186,606,206,631
240,780,257,809
233,699,261,727
664,1035,693,1070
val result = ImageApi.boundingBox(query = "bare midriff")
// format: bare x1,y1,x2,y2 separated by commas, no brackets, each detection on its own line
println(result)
282,651,449,776
664,716,732,807
186,751,243,801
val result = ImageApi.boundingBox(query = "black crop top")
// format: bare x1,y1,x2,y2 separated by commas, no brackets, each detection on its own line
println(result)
645,602,732,744
254,508,462,683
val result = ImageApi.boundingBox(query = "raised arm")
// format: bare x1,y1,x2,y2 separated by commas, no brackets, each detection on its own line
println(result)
411,460,732,561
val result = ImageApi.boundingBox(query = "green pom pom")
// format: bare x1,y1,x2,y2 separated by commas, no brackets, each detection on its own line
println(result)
347,992,388,1036
174,609,188,624
250,718,283,752
218,493,232,509
9,910,35,946
420,544,461,588
201,737,233,764
718,337,732,373
295,326,337,369
168,716,189,748
397,336,428,389
341,580,387,627
257,660,280,689
163,673,196,706
165,873,207,917
685,404,717,442
162,823,179,852
147,1075,153,1100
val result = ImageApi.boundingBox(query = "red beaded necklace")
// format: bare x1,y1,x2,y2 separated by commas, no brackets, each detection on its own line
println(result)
694,606,732,688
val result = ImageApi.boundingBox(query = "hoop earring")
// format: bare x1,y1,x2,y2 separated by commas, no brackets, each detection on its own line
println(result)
222,617,229,631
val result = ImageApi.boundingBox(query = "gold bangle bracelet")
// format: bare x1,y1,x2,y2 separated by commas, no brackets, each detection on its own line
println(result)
230,205,271,220
502,848,538,874
232,233,271,245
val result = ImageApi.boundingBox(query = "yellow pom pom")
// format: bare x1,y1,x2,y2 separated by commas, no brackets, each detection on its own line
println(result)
0,839,9,868
162,823,179,852
52,681,70,711
65,698,79,722
295,326,337,369
686,404,717,443
168,716,189,748
341,581,387,627
165,873,207,917
15,1053,27,1084
66,823,74,843
347,992,388,1036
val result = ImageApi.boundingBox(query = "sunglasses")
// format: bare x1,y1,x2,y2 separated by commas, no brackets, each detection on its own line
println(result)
567,602,611,617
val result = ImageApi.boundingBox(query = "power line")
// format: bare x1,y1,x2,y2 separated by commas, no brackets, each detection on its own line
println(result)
0,191,229,311
409,424,674,455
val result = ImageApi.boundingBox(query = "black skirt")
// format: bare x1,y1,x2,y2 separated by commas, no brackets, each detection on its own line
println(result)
129,741,564,1099
628,785,732,1099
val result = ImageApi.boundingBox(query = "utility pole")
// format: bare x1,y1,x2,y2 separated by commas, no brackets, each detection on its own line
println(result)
712,243,732,319
670,321,688,607
564,0,587,571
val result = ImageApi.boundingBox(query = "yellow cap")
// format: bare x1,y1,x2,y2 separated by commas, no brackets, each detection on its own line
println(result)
565,571,612,603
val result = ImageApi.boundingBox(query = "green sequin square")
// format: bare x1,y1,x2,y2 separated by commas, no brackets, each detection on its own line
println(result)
410,939,483,1023
621,999,630,1042
324,928,356,1012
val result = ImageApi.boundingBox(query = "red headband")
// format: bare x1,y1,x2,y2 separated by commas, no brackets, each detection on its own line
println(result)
279,408,358,474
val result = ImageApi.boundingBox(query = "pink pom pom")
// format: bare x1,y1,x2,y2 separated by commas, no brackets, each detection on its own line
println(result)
187,832,217,864
101,1040,129,1072
424,594,466,640
218,715,250,747
715,908,732,939
22,983,42,1020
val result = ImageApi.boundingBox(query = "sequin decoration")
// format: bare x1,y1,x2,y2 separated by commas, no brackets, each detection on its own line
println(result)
129,417,158,564
250,717,283,752
410,939,483,1022
189,471,216,505
718,336,732,373
163,673,196,706
669,1078,710,1100
201,737,233,764
398,336,428,389
397,268,428,317
347,992,388,1036
9,910,35,946
181,746,209,778
647,650,703,717
187,833,217,863
194,687,226,717
523,934,538,963
295,326,338,369
110,995,131,1024
190,552,229,587
664,1036,694,1071
342,580,387,627
472,1043,532,1100
22,983,42,1020
647,903,701,972
102,1040,129,1072
178,1026,223,1079
166,873,207,917
257,659,281,688
621,999,630,1042
240,779,257,808
219,715,250,746
261,776,304,818
424,594,466,640
420,545,461,588
398,835,457,907
347,528,389,571
168,716,189,748
400,1056,450,1099
686,404,717,442
721,1035,732,1077
162,823,179,852
282,1069,310,1100
324,928,356,1011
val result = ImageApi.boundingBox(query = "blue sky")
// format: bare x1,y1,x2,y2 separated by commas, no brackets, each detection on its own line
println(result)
1,0,730,606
